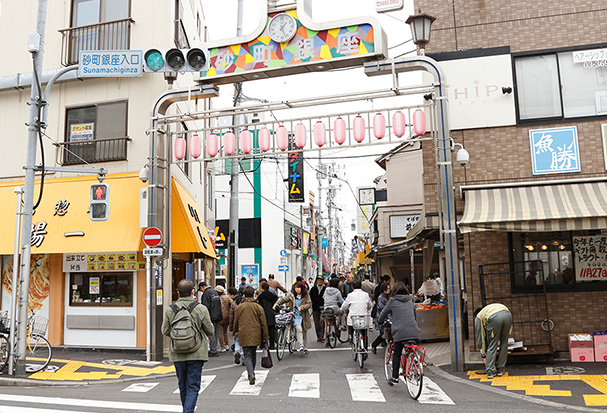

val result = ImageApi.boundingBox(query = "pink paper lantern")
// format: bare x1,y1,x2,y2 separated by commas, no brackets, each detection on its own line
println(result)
206,133,219,157
392,111,406,138
353,115,365,143
224,131,236,155
412,109,426,136
314,121,326,147
259,127,271,152
334,117,346,145
174,135,186,160
190,133,201,159
373,113,385,139
295,123,307,149
276,125,288,151
241,129,253,154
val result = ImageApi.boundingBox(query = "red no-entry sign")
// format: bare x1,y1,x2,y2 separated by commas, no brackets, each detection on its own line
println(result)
142,227,162,247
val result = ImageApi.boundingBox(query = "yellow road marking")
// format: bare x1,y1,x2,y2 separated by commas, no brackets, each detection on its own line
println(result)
468,370,607,406
28,359,174,381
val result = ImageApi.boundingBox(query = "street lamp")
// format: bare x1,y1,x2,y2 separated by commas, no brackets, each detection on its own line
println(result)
405,11,437,55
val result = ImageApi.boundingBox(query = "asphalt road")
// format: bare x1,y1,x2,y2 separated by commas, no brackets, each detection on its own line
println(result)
0,345,571,413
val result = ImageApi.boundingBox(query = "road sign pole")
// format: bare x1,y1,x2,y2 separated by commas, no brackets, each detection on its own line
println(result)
145,255,151,362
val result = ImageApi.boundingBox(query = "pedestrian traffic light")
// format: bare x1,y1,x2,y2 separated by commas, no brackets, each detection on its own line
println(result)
143,48,210,73
90,183,109,221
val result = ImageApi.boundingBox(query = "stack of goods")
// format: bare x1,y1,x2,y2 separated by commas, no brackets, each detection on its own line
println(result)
569,333,595,362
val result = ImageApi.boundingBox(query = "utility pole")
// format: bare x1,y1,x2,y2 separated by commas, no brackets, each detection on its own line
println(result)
317,155,323,277
327,166,333,272
228,0,244,288
16,0,48,376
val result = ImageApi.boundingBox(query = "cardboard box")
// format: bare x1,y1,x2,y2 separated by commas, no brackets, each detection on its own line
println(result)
594,335,607,362
569,334,595,362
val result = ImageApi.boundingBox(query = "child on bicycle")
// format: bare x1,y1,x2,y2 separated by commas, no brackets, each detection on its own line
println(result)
377,281,421,385
274,281,312,354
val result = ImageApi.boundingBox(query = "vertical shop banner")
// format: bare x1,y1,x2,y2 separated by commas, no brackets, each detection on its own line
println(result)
288,140,304,202
573,235,607,282
303,232,310,254
241,264,260,289
602,124,607,170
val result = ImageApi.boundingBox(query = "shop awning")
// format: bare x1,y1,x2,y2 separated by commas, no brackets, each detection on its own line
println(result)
459,180,607,234
171,178,216,258
0,173,216,257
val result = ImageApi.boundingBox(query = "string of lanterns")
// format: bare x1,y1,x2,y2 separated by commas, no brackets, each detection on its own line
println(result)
173,108,427,161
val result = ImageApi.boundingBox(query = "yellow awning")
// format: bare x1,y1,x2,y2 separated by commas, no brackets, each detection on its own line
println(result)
171,178,216,258
0,173,145,254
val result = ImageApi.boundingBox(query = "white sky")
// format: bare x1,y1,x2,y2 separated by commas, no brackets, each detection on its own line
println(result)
200,0,421,251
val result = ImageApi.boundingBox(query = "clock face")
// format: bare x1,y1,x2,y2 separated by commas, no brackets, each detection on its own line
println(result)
268,13,297,43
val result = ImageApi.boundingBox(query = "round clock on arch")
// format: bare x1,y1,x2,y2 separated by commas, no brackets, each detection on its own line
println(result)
268,13,297,44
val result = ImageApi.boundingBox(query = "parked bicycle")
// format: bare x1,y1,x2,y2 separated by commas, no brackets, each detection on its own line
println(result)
321,307,347,349
383,321,426,399
274,305,296,361
350,314,370,368
0,310,52,374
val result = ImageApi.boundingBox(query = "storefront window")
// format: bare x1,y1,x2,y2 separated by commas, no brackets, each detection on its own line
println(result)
70,272,133,306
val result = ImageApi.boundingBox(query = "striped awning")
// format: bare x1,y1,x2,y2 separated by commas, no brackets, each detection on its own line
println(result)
459,181,607,234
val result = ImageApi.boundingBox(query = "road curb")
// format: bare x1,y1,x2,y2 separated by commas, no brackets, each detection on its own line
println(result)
429,364,601,412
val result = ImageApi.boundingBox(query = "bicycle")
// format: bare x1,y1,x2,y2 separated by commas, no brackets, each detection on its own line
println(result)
384,329,426,400
0,310,52,374
274,306,296,361
321,307,347,349
350,315,370,368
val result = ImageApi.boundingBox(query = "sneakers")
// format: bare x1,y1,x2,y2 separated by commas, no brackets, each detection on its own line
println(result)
487,370,496,379
248,373,255,385
303,348,309,355
208,352,219,357
234,352,241,365
387,377,399,386
496,368,505,377
371,347,377,355
220,348,227,353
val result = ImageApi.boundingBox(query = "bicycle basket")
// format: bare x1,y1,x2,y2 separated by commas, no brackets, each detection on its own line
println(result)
29,315,48,337
350,315,370,330
321,307,335,319
275,312,294,326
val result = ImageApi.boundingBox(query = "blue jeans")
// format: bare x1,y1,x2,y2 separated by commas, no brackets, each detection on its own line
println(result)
174,359,204,413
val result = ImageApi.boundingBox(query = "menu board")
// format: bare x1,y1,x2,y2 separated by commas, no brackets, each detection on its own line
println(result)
573,235,607,282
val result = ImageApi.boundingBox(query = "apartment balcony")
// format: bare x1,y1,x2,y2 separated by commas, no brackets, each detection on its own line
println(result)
54,137,131,165
59,18,135,66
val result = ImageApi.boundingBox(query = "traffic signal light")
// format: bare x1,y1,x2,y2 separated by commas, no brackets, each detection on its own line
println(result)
143,48,210,73
90,183,109,221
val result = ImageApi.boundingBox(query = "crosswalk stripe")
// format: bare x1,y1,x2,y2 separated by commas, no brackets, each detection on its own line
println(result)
229,370,269,396
0,406,88,413
173,375,216,394
0,394,181,412
288,373,320,398
418,377,455,405
346,373,386,402
122,382,159,392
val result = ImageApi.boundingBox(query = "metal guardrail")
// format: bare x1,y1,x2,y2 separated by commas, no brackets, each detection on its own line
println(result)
59,18,135,66
54,136,131,165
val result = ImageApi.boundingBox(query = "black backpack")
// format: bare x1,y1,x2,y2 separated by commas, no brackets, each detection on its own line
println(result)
169,302,203,354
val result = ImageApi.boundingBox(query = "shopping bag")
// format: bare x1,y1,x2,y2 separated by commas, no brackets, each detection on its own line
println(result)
261,342,273,368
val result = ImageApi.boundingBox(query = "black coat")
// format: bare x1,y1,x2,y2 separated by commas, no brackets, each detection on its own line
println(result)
201,287,223,323
257,290,278,327
310,284,326,311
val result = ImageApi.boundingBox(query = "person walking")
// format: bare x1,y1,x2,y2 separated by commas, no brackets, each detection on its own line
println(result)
199,282,222,357
267,273,287,294
371,282,391,353
341,278,373,348
233,286,269,385
309,276,326,342
161,279,214,413
374,274,391,303
228,286,244,365
216,285,232,352
377,282,421,385
257,281,278,349
361,273,376,300
274,281,312,354
474,303,513,379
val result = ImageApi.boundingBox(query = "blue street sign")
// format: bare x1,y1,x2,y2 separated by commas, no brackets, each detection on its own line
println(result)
79,50,143,78
280,249,287,257
321,238,328,248
278,265,289,272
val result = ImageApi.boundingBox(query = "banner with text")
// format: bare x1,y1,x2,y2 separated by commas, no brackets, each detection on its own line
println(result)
573,235,607,282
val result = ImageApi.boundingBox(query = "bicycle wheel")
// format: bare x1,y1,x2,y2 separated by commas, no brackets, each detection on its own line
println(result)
288,326,295,354
358,332,365,369
25,334,51,373
0,334,9,372
337,323,348,343
384,343,393,382
328,322,337,349
406,351,424,400
276,327,286,361
351,332,358,361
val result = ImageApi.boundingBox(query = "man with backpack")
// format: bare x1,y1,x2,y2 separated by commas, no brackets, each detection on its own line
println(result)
199,282,223,357
162,279,214,413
